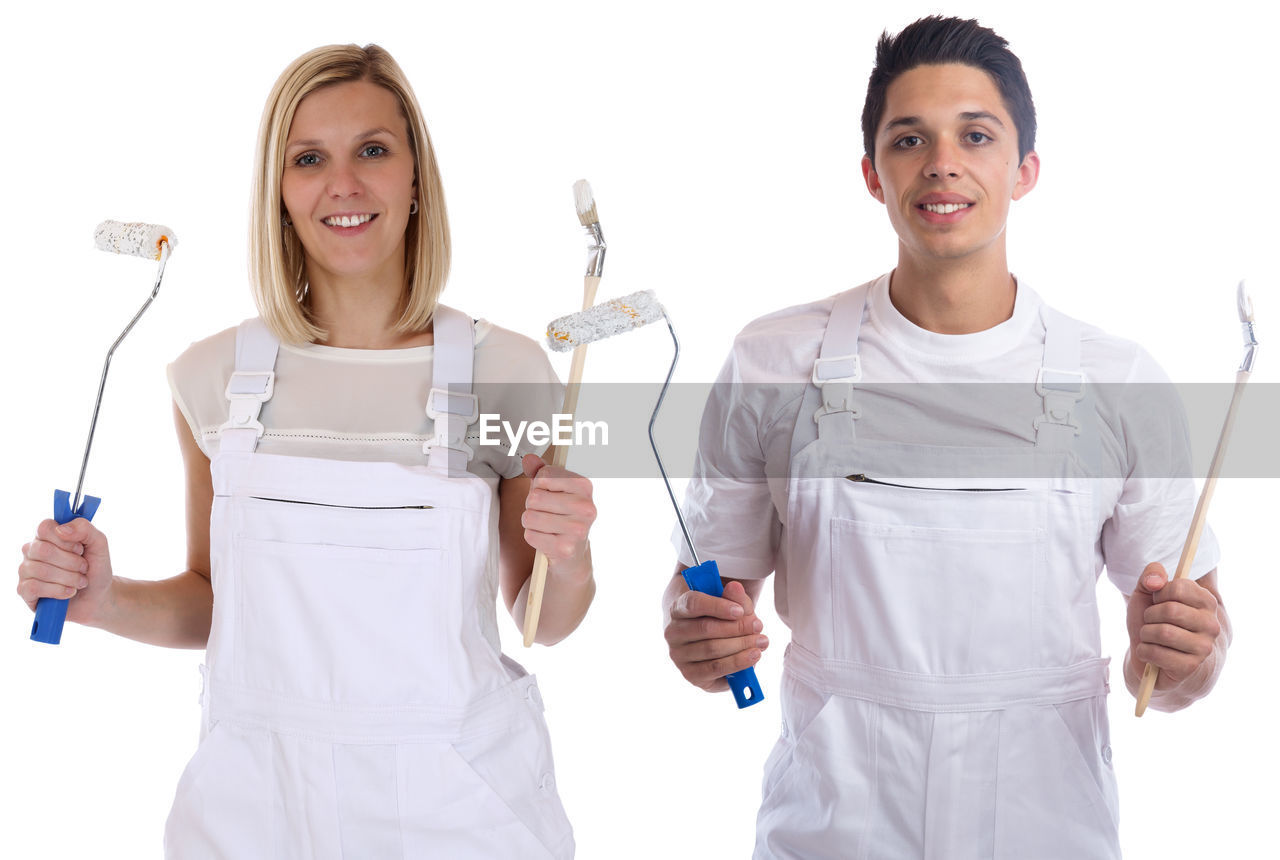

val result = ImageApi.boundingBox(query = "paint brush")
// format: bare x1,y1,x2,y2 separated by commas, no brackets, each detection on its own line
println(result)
1135,281,1257,715
522,181,607,647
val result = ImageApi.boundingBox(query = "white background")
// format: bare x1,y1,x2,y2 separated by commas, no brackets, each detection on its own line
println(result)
2,1,1276,857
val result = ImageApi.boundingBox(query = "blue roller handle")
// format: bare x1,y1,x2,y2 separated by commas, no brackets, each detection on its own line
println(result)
30,490,101,645
683,559,765,709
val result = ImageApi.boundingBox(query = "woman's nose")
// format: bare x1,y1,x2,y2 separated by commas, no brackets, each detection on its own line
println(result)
326,160,362,198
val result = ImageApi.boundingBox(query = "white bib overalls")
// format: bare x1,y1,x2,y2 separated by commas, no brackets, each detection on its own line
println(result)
164,307,574,858
755,285,1120,859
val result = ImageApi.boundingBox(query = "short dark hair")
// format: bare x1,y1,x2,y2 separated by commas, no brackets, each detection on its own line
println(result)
861,16,1036,167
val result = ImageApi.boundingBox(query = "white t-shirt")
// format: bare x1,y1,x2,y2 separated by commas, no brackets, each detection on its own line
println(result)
676,273,1220,597
168,317,563,478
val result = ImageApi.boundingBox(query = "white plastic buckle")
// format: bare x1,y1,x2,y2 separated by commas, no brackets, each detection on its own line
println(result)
1035,366,1086,400
1034,366,1086,435
422,430,476,461
812,355,862,422
220,371,275,439
812,354,862,386
225,371,275,401
424,387,479,424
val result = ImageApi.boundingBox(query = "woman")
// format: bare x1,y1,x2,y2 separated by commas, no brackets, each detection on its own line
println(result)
17,44,593,858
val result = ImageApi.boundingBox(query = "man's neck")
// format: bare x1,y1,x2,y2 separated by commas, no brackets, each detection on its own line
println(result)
888,252,1017,335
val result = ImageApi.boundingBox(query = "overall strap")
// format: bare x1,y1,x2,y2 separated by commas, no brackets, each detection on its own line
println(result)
809,284,869,446
1034,305,1086,450
423,304,479,473
219,318,280,454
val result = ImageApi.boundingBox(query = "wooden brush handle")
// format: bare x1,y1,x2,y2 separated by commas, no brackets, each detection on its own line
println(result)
1135,371,1249,715
521,275,599,647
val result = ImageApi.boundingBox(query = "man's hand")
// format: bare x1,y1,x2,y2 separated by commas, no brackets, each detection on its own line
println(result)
1126,562,1223,691
664,575,768,692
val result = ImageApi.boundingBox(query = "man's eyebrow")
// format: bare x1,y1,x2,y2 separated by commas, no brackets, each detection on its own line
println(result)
881,115,922,135
880,111,1007,136
958,111,1006,127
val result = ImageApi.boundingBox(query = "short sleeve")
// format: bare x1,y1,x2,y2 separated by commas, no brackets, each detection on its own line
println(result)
1100,348,1221,594
167,325,237,459
673,343,782,580
472,322,566,481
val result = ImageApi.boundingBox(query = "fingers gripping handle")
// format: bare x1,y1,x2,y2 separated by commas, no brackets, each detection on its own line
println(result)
30,490,101,645
682,560,765,709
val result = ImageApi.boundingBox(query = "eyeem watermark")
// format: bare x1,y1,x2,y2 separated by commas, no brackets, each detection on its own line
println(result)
478,414,609,454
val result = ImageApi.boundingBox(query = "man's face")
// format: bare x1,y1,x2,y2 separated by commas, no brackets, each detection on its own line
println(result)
862,62,1038,267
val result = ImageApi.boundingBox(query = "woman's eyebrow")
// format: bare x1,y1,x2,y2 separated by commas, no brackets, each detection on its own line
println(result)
285,127,400,151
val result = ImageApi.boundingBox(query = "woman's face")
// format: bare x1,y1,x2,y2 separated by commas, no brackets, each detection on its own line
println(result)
281,80,417,289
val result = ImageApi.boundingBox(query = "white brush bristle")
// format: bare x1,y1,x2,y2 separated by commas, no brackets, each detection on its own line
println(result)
573,179,598,225
547,290,662,352
573,180,594,215
95,220,177,260
1238,280,1254,323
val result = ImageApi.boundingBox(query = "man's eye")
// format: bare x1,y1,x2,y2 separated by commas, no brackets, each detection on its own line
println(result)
966,132,992,144
895,135,923,148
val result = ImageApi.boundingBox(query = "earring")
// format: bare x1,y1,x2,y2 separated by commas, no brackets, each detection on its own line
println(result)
409,200,419,216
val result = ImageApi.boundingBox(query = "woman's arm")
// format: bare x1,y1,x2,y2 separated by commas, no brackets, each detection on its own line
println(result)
498,449,596,645
18,402,214,648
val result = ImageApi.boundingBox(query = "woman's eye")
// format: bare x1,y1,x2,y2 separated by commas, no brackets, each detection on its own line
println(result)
361,145,387,158
295,152,320,167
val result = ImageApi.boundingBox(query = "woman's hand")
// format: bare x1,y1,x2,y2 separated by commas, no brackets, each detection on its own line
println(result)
496,450,597,644
518,453,596,576
18,517,116,628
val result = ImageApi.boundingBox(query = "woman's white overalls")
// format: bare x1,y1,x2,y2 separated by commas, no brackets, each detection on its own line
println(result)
755,285,1120,859
164,307,574,858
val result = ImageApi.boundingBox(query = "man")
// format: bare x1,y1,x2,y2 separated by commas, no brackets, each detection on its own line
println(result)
662,16,1230,859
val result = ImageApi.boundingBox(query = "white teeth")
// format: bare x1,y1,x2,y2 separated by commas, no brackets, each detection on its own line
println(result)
324,214,372,227
922,202,971,214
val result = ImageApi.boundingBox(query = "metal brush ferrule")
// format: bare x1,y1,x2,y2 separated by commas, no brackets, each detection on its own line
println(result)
1240,320,1259,373
648,308,700,566
583,222,606,278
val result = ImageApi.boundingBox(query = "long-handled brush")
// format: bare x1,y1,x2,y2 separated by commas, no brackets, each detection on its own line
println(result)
1134,281,1257,715
31,221,177,645
521,182,606,647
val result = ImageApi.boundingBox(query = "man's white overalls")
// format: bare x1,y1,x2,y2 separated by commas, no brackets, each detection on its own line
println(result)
755,284,1121,859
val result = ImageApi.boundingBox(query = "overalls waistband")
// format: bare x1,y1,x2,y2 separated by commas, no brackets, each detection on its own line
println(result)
784,642,1109,713
200,662,544,744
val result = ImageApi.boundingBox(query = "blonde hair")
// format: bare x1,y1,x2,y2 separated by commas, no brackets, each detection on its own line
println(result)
249,44,450,344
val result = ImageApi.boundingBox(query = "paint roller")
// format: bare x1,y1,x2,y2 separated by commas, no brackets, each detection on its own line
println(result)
30,220,177,645
531,290,765,708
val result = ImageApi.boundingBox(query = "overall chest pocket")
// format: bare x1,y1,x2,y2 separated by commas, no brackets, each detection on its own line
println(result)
227,496,458,704
829,482,1047,675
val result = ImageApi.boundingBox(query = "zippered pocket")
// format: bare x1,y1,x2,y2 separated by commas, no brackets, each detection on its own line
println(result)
227,494,445,551
845,474,1024,493
249,495,433,511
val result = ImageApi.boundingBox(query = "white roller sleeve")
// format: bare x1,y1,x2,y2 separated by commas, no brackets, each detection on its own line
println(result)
94,220,177,260
546,290,662,352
